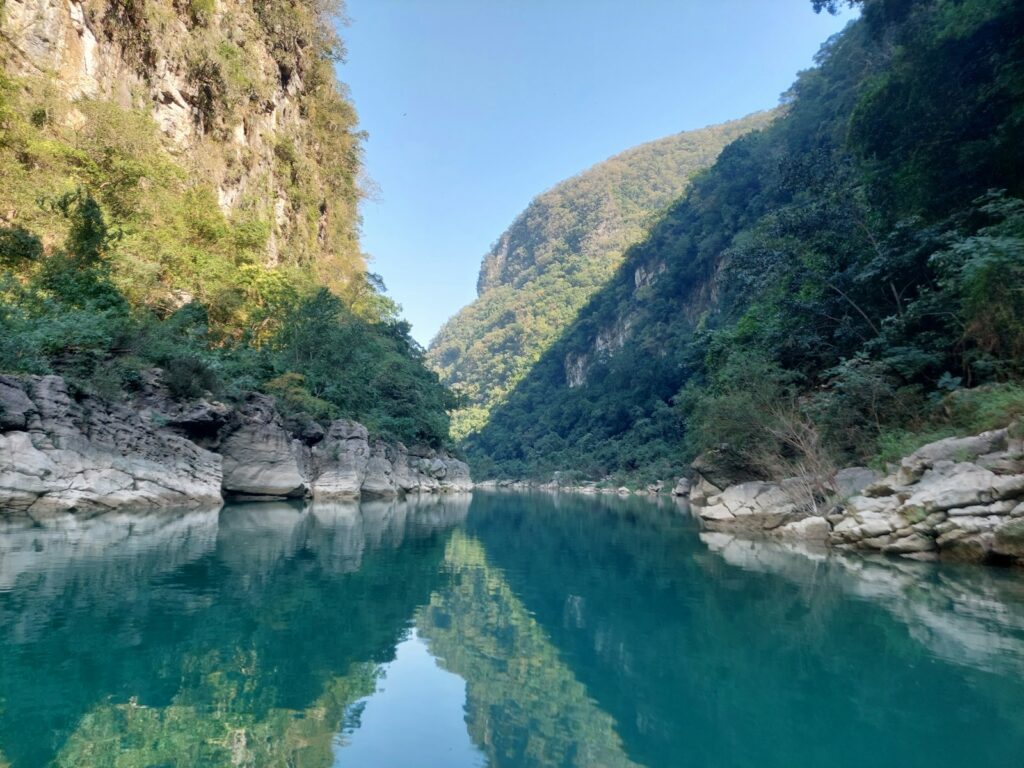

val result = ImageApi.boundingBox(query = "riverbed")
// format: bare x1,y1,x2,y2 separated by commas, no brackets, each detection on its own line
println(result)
0,492,1022,766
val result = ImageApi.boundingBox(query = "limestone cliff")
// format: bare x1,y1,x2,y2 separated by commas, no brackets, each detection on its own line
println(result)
1,0,364,296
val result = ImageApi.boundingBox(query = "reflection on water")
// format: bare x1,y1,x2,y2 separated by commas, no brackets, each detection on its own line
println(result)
0,496,469,767
0,491,1022,767
700,531,1024,676
333,630,486,768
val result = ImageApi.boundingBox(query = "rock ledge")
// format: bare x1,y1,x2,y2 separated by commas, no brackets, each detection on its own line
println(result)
0,374,470,516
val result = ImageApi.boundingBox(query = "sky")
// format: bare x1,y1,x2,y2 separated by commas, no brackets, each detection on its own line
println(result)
339,1,857,346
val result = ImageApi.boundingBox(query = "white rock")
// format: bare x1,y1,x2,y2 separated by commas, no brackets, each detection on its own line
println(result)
778,516,831,542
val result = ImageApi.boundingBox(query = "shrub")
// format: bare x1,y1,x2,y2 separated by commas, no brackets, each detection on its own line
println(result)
164,356,220,399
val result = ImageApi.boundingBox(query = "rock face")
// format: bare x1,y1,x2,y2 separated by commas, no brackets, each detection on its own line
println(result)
831,429,1024,564
220,395,308,498
0,373,471,517
689,427,1024,566
2,0,363,273
0,375,222,515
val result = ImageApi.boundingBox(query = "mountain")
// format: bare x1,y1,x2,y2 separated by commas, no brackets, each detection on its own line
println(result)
427,112,776,438
467,0,1024,483
0,0,453,445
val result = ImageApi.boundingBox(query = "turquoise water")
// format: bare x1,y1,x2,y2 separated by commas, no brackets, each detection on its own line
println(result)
1,492,1023,767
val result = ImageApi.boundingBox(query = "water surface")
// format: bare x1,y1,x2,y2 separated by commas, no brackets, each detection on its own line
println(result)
0,492,1023,766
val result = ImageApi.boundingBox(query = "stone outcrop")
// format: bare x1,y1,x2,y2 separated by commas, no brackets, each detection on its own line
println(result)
689,427,1024,565
671,477,691,497
0,373,471,517
219,395,308,498
831,429,1024,563
0,375,222,516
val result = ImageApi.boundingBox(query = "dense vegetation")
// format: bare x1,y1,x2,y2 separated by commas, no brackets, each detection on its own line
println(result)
468,0,1024,483
0,0,454,445
428,113,775,439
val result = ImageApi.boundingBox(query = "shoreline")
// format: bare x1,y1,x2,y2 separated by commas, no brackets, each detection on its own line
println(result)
0,372,471,518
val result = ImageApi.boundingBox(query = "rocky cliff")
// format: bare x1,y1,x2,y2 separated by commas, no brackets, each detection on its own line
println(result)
0,372,470,516
462,0,1024,485
1,0,363,294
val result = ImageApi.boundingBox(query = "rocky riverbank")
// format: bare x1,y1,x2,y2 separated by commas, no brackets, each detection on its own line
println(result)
0,373,470,517
686,427,1024,566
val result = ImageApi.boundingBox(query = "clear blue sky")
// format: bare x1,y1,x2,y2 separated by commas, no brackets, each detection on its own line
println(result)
338,1,856,345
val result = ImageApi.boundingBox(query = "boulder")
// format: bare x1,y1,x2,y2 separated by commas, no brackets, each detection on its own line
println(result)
220,422,307,497
218,394,307,498
691,449,757,491
310,420,370,500
361,443,398,499
699,504,735,523
778,516,831,542
671,477,691,497
437,457,472,492
896,429,1008,484
833,466,882,498
689,475,723,505
900,462,1002,514
992,518,1024,559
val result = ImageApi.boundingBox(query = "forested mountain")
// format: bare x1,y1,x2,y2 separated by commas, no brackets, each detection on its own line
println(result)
468,0,1024,482
428,112,775,438
0,0,453,444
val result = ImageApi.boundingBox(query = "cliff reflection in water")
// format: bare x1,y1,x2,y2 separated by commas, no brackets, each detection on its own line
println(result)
0,492,1023,768
0,495,470,767
460,493,1024,768
700,531,1024,677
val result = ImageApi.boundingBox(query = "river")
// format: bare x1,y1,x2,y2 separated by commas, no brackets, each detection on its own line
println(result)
0,492,1022,766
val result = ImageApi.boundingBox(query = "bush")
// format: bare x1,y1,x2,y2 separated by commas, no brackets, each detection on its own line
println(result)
163,357,220,399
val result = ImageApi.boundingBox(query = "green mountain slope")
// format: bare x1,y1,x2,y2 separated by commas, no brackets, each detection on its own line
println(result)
427,112,775,438
0,0,453,444
468,0,1024,482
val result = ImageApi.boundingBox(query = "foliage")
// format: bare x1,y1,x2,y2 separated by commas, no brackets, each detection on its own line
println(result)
0,1,455,447
468,0,1024,481
262,289,456,443
0,198,454,444
428,112,776,439
873,383,1024,467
